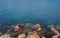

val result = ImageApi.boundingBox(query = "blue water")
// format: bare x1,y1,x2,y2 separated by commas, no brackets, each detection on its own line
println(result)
0,0,60,26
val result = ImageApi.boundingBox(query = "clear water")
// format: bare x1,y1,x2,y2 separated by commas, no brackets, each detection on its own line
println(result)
0,0,60,26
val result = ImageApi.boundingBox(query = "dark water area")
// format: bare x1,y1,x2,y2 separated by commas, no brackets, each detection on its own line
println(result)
0,0,60,26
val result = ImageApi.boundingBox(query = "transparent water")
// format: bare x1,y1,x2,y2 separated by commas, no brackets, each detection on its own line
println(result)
0,0,60,26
